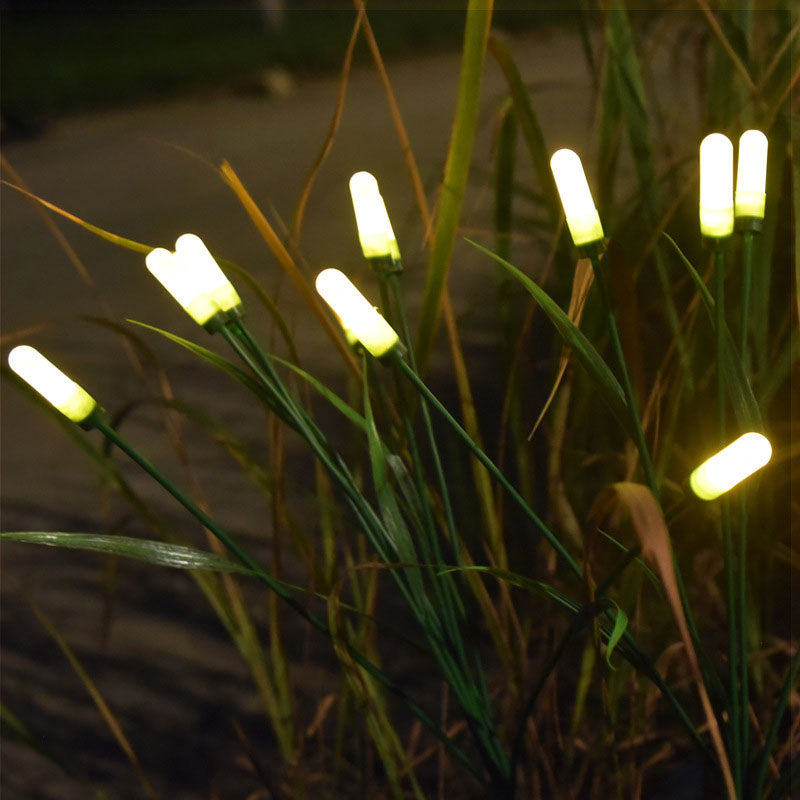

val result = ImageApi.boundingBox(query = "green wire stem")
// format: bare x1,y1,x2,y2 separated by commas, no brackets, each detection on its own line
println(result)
89,411,483,782
394,355,581,579
738,229,755,774
715,245,742,798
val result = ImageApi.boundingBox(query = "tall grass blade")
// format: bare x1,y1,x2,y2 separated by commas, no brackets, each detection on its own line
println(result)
415,0,493,375
30,603,159,800
604,3,692,385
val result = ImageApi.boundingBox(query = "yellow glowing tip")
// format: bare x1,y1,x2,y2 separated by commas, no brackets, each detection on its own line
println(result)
689,432,772,500
315,268,399,358
8,345,97,423
550,149,604,247
735,129,768,220
146,247,220,326
174,233,242,312
700,133,734,238
349,171,400,260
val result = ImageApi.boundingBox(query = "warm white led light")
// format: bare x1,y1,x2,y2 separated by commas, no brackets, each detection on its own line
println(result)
146,247,220,326
174,234,242,312
700,133,734,238
735,130,768,220
349,172,400,260
315,268,399,358
550,149,604,247
689,432,772,500
8,345,97,423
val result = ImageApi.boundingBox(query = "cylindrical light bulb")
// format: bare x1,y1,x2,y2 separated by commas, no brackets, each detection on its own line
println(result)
8,345,97,423
550,149,604,247
145,247,220,326
700,133,734,238
689,432,772,500
735,129,768,220
349,172,400,260
315,268,399,358
174,234,242,313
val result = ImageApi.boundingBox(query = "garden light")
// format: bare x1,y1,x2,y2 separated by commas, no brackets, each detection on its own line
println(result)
145,247,220,327
700,133,734,239
8,345,97,424
349,171,401,260
550,149,604,249
689,432,772,500
174,233,242,313
315,268,399,358
735,129,768,224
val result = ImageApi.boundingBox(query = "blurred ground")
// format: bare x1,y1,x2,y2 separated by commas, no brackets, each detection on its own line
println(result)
1,13,707,799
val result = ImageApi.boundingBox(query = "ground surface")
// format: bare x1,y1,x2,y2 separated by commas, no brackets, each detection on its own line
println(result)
1,15,705,799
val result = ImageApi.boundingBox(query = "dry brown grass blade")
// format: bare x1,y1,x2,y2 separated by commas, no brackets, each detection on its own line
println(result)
354,0,432,230
30,602,159,800
695,0,756,93
219,161,360,378
289,7,364,245
589,482,736,799
528,258,593,439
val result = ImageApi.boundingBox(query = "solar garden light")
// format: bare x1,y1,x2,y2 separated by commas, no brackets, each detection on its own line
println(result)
689,432,772,501
550,148,657,496
700,133,735,243
735,129,768,234
145,234,243,332
315,268,402,360
349,171,402,270
8,346,101,429
550,149,605,256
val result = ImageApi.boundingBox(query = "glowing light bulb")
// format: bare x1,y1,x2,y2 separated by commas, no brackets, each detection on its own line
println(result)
8,345,97,423
735,130,768,220
145,247,220,326
315,268,399,358
700,133,734,238
689,432,772,500
550,149,604,247
349,172,400,260
174,234,242,312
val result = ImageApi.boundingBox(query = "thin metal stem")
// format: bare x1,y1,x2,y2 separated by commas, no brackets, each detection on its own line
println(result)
716,246,742,797
395,355,582,579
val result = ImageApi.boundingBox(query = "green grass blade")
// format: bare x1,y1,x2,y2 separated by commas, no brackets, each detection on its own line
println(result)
2,532,254,573
415,1,493,375
468,239,634,439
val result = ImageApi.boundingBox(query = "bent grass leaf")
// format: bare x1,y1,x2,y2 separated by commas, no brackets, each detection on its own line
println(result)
2,532,253,574
529,257,594,438
467,239,634,440
588,482,736,799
